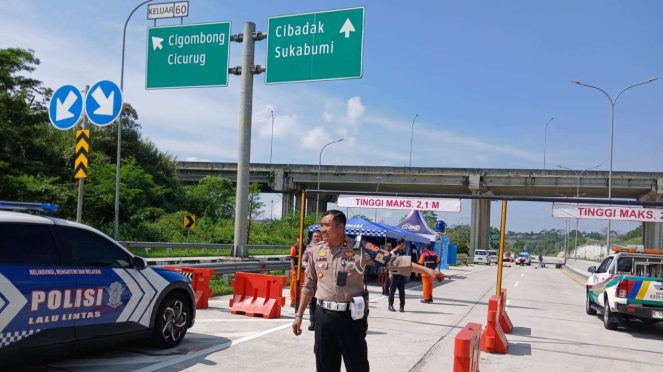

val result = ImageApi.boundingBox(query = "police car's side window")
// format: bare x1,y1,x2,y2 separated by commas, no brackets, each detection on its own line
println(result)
596,257,613,274
0,223,60,266
56,227,131,268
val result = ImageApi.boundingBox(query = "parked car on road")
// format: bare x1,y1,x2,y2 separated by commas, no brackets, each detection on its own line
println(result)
517,252,531,266
0,202,196,368
474,249,490,265
487,250,499,264
586,247,663,330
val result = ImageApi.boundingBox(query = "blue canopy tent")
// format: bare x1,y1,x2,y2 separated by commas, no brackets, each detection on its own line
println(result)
308,217,429,279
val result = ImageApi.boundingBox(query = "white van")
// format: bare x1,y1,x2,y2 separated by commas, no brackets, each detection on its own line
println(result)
474,249,490,265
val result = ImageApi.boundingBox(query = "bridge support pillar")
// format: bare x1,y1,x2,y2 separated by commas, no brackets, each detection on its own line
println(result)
640,194,662,250
282,192,296,218
470,198,491,256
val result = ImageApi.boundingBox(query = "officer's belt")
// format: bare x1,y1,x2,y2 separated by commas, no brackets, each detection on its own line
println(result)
319,300,350,312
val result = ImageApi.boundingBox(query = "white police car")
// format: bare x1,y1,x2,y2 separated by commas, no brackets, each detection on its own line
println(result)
0,202,196,367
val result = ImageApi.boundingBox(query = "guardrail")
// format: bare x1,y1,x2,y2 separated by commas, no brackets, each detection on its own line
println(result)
157,260,292,275
119,241,290,255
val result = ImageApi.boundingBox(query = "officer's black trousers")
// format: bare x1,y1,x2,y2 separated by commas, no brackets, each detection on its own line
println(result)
388,275,406,308
309,296,317,321
314,307,369,372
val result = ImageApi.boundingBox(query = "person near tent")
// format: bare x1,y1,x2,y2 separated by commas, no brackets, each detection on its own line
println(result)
302,230,323,330
292,210,446,372
418,243,440,303
290,237,303,307
379,243,394,295
389,238,408,312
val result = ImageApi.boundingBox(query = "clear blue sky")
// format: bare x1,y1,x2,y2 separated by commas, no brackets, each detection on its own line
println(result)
1,1,661,234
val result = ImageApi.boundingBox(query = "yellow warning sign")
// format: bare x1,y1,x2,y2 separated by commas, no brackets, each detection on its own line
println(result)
75,130,89,179
183,214,196,230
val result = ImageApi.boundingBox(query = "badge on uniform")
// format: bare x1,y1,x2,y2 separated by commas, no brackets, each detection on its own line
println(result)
318,251,327,257
316,262,327,270
344,251,355,257
318,271,324,278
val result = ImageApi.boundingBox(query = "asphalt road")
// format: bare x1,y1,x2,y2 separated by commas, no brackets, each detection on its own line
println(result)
21,262,663,372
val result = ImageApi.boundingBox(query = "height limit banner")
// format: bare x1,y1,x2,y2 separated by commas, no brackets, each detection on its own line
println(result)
552,203,663,223
337,195,461,212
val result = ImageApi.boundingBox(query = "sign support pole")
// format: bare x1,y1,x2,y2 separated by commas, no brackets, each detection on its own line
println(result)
232,22,257,258
76,85,89,223
496,200,507,296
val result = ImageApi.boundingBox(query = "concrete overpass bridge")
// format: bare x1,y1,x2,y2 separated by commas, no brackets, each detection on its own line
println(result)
176,161,663,250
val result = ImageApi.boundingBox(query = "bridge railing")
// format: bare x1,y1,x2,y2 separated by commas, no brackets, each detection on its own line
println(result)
119,241,291,256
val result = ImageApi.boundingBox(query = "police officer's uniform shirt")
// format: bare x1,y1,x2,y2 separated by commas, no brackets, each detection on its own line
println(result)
302,235,412,302
390,248,407,276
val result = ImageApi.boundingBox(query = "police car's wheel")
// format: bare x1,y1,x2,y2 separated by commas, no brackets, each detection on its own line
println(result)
603,297,618,330
585,290,597,315
152,293,189,348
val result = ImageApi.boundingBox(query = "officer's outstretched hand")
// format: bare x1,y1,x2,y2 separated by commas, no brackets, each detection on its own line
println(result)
292,317,303,336
434,271,447,283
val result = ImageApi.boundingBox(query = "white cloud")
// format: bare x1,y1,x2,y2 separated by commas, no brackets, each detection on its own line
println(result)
301,127,331,150
346,96,365,125
185,157,210,162
254,105,299,139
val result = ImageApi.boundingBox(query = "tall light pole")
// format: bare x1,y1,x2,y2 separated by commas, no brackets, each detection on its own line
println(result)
374,178,383,222
558,164,601,260
316,139,343,223
408,114,419,168
270,110,274,164
115,0,153,240
541,118,554,169
572,77,657,256
270,199,273,220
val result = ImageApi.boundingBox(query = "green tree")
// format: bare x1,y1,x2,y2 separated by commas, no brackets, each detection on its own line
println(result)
183,176,235,221
420,211,438,229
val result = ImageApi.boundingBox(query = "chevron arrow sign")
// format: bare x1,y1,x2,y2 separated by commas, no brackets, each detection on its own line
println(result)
183,214,196,230
75,130,89,179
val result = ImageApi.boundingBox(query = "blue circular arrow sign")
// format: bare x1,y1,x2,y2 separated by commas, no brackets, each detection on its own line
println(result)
85,80,123,126
48,85,84,130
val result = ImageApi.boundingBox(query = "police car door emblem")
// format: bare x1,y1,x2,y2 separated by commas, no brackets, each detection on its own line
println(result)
106,282,125,308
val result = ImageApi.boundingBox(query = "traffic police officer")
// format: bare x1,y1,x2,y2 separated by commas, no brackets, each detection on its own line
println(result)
418,242,440,303
292,210,445,372
388,238,408,312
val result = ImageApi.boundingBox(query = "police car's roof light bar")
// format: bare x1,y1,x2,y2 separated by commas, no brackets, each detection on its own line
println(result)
0,201,59,212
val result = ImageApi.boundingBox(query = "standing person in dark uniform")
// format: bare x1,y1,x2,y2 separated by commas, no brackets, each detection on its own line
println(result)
388,238,408,312
292,210,445,372
380,243,394,295
418,243,440,303
302,230,323,331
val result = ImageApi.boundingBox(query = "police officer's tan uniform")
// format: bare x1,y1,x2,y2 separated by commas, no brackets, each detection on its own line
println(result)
301,235,411,372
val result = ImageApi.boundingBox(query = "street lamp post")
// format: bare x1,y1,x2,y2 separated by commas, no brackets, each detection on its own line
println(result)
115,0,153,240
571,77,657,256
270,199,273,220
408,114,419,168
558,164,601,260
541,118,554,169
374,177,383,222
316,139,343,224
270,110,274,164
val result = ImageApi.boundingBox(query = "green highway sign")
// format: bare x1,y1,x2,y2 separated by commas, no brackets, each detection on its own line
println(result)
146,22,231,89
266,7,365,84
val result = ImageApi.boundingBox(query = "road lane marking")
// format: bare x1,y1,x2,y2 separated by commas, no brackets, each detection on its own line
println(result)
521,273,524,277
560,267,585,287
133,322,295,372
514,281,519,287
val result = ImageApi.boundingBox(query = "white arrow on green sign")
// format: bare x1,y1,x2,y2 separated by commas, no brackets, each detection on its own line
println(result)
266,7,365,84
146,21,231,89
